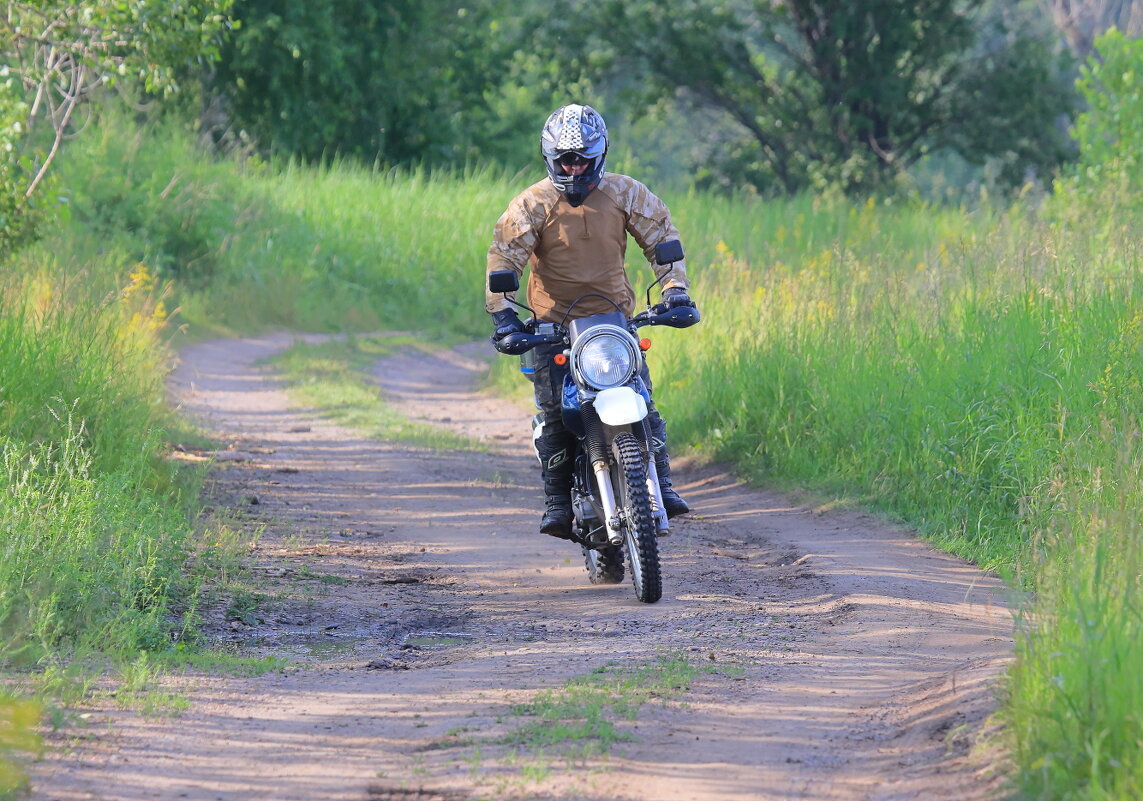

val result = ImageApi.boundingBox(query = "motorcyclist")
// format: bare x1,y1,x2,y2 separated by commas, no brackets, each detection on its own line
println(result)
485,103,697,542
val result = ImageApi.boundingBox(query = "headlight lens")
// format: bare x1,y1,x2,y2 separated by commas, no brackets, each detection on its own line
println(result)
574,329,638,389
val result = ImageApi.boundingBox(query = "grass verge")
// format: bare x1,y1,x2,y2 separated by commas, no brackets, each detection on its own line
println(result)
0,240,273,791
265,336,488,451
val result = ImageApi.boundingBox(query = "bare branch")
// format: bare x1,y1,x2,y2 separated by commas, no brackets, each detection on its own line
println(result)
25,60,84,198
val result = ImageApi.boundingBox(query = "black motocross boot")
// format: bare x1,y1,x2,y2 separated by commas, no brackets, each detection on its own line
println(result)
647,411,690,519
655,449,691,519
536,428,577,541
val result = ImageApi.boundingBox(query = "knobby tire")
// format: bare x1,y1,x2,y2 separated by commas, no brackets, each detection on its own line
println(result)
612,431,662,603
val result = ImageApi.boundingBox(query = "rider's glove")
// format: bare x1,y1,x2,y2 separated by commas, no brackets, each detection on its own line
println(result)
654,286,696,314
491,308,525,342
663,287,694,308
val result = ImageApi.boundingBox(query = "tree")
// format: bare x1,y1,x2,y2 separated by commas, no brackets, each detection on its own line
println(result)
1056,27,1143,208
583,0,1076,196
0,1,233,253
207,0,529,164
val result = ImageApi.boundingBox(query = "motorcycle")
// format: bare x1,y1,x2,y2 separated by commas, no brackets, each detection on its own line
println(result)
488,240,700,603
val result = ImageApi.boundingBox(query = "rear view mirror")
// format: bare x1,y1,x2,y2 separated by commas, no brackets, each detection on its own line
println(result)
655,240,684,265
489,270,520,294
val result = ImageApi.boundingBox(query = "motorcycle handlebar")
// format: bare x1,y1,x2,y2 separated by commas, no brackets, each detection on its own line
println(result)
493,305,700,355
492,329,564,355
631,305,701,329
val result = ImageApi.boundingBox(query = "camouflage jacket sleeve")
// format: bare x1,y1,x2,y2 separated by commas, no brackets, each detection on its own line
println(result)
599,174,689,292
484,181,554,314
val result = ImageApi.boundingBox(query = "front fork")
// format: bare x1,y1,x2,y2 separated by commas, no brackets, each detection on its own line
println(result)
590,459,625,545
645,460,670,535
588,429,670,545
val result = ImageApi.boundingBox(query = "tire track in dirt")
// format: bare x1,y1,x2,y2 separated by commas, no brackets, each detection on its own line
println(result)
29,334,1015,801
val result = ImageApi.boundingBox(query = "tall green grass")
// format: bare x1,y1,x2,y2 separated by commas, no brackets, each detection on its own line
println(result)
0,695,39,797
0,249,210,789
54,116,525,338
0,263,200,663
36,116,1143,798
1004,427,1143,800
653,207,1143,571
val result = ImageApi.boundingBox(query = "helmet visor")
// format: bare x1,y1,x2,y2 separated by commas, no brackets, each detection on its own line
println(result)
556,152,590,167
555,152,593,175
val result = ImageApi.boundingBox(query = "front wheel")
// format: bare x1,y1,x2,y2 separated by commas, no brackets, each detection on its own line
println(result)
612,432,662,603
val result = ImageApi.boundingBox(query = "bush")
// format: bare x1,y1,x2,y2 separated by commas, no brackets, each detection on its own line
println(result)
1056,29,1143,211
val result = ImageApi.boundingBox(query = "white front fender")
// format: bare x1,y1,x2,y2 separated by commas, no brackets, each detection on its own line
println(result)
593,386,648,426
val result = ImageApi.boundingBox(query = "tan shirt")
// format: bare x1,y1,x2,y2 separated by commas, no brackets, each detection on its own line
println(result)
485,173,689,322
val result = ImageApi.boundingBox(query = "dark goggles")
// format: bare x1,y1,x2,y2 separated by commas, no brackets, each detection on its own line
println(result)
556,152,591,167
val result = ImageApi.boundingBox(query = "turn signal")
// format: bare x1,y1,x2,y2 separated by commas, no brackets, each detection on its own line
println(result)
553,353,568,366
639,338,652,351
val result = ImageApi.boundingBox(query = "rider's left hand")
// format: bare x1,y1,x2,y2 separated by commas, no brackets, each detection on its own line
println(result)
654,286,696,314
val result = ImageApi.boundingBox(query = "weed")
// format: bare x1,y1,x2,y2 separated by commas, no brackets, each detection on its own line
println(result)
157,646,287,677
225,589,266,626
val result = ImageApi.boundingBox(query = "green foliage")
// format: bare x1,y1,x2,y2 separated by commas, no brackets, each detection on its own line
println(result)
3,1,233,96
580,0,1075,196
49,115,524,335
0,279,170,479
0,285,198,662
0,695,41,798
211,0,522,163
1056,28,1143,211
1004,432,1143,801
60,112,250,284
941,31,1077,187
0,78,35,255
0,427,193,661
0,0,232,252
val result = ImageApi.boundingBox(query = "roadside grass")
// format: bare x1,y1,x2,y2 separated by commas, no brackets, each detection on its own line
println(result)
0,242,274,789
0,261,202,666
0,696,40,799
264,336,488,451
1002,425,1143,800
50,112,521,340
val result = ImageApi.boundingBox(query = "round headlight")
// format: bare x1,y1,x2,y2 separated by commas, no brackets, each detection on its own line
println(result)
574,329,638,389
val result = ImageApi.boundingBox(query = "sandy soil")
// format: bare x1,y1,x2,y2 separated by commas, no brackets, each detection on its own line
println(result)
28,333,1016,801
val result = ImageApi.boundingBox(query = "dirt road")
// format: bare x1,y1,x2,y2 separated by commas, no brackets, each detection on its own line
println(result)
31,334,1015,801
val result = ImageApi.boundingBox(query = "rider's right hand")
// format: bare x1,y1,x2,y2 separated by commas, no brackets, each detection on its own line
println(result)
491,308,525,342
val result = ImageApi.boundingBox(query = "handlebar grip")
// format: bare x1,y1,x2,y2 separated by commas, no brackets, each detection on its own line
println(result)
663,306,701,328
633,306,701,329
493,330,564,355
493,331,535,355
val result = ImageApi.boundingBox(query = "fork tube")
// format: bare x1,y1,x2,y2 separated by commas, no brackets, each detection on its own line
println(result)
592,460,623,544
646,460,670,534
